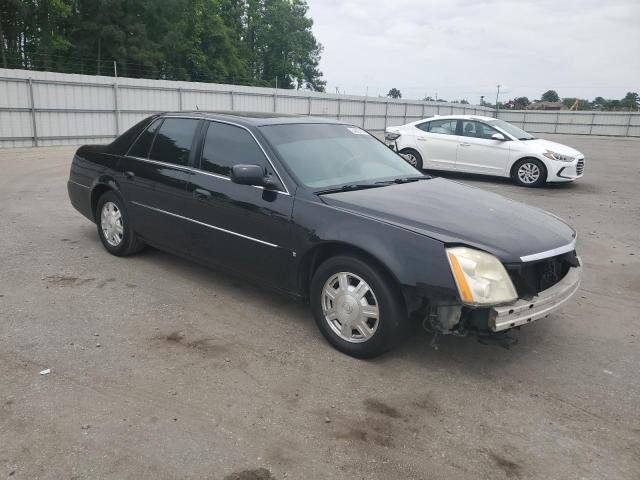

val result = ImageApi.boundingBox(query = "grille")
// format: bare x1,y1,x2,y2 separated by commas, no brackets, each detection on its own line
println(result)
576,157,585,175
507,251,579,298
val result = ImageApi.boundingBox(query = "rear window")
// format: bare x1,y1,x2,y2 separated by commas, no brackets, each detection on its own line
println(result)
109,117,156,155
419,119,457,135
149,118,200,166
128,118,162,158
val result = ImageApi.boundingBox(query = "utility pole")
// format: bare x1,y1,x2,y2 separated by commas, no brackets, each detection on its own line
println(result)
495,84,501,117
113,61,118,79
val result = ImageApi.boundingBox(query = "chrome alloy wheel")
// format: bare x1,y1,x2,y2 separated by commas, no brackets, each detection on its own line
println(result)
517,162,541,184
100,201,124,247
402,152,418,167
321,272,380,343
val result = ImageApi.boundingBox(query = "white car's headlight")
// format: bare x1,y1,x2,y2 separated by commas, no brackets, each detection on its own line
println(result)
542,150,574,162
446,247,518,306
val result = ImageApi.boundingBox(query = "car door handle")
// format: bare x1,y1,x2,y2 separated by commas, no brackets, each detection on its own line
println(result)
193,188,211,200
124,170,135,179
417,137,427,141
459,143,471,147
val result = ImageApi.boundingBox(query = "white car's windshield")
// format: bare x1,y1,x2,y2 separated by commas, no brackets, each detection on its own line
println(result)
488,119,535,140
260,123,422,190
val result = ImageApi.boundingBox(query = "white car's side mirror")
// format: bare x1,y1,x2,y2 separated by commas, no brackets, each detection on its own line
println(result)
491,133,506,141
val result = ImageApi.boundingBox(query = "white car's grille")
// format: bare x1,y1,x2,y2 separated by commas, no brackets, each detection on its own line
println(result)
576,157,585,176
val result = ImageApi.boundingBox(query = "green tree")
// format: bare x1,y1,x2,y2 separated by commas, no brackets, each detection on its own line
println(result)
621,92,639,111
0,0,326,90
541,90,560,102
513,96,530,109
387,88,402,99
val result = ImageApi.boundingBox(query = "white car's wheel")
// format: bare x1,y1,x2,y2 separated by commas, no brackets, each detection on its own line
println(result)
399,149,423,170
512,158,547,187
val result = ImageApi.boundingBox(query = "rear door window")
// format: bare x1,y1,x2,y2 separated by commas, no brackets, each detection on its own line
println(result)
200,121,267,176
425,119,458,135
149,118,200,166
128,118,162,158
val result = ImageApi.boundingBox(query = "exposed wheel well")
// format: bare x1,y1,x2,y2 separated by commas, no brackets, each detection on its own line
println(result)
90,184,113,221
511,156,548,181
298,242,405,304
399,147,420,156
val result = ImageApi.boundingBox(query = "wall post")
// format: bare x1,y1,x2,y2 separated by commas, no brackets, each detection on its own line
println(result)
27,78,38,147
362,96,367,128
113,82,120,135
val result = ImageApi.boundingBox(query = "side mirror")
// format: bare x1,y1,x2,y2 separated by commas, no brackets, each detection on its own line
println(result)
491,133,506,141
231,164,271,187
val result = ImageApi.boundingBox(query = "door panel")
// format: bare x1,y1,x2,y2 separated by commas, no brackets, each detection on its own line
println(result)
119,158,191,249
456,121,511,175
414,119,460,170
185,121,293,290
186,173,293,288
118,117,200,250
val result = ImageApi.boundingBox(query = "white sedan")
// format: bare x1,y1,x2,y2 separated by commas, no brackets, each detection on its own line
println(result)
384,115,585,187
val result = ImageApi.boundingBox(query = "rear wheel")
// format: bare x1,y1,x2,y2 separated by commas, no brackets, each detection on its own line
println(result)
96,191,144,256
399,148,423,170
310,255,408,358
512,158,546,187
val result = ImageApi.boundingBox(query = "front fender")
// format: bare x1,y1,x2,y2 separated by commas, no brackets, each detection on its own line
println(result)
291,197,458,301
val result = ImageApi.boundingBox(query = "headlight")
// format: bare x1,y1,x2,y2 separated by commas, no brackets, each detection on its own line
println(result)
446,247,518,306
542,150,574,162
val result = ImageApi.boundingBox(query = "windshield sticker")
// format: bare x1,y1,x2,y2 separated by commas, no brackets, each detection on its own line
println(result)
347,127,368,135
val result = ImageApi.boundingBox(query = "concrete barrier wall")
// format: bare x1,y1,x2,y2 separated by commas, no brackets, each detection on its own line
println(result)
1,69,638,147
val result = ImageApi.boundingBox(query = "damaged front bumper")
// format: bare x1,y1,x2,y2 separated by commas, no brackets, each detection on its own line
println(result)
488,258,582,332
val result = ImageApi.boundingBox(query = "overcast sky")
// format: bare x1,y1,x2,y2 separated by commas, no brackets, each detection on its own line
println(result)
306,0,640,103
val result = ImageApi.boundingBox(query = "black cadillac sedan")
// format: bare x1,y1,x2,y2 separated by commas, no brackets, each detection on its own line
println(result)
67,112,582,357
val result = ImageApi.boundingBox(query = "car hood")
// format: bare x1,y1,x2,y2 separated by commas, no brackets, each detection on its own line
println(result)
523,138,582,157
320,178,576,263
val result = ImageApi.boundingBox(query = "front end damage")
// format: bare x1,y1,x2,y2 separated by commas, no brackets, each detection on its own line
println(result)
411,251,582,347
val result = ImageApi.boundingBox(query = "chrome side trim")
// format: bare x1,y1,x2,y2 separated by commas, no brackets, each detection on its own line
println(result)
68,179,91,189
520,238,576,262
130,201,279,248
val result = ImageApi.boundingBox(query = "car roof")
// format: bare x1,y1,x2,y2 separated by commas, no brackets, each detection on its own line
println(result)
160,110,349,127
407,114,497,124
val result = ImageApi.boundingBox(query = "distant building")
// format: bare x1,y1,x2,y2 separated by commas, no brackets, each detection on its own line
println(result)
526,101,568,111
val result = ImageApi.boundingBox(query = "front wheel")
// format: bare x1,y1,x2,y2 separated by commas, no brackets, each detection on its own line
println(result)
399,149,423,170
512,158,547,187
310,255,408,358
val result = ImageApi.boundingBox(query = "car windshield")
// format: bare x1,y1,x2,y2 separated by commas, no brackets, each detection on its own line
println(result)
259,123,421,190
487,119,535,140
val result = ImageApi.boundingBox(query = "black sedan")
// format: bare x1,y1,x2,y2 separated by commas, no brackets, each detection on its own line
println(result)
67,112,582,357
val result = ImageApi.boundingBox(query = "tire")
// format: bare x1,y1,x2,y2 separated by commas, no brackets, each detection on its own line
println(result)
399,148,423,170
310,255,408,358
95,190,144,256
512,158,547,187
